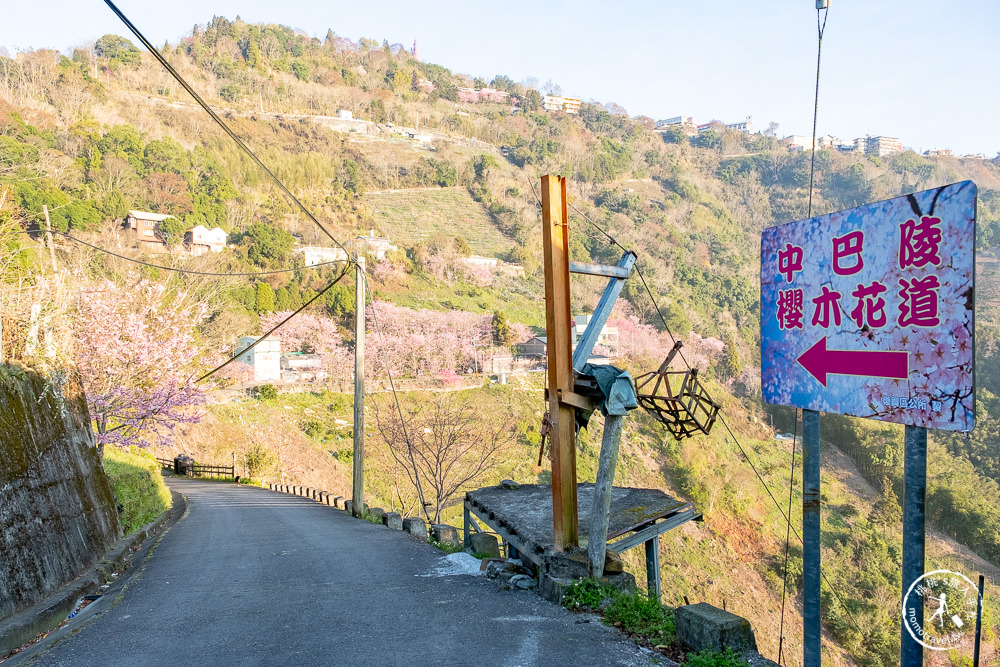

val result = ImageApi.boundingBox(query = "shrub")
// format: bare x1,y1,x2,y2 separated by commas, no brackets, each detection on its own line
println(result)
102,446,172,534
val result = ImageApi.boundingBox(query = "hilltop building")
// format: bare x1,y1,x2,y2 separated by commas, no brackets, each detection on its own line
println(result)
281,353,327,383
236,335,281,383
355,230,397,260
294,246,349,266
863,136,902,157
185,225,227,255
725,116,754,134
656,115,696,130
125,210,172,251
542,95,580,114
572,314,619,354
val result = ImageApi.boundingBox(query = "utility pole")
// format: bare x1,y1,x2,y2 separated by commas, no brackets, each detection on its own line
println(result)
541,175,578,551
352,255,366,518
43,205,57,272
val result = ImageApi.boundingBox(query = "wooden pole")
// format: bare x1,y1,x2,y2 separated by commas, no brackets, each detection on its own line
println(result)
352,255,366,518
588,414,623,576
541,175,578,551
43,205,57,272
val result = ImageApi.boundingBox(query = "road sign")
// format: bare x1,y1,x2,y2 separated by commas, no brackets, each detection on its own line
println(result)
761,181,976,431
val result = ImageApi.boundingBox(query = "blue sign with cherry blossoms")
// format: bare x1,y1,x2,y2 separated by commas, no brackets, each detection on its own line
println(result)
761,181,976,431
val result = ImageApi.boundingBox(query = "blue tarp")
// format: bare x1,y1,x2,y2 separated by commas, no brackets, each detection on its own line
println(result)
581,363,638,417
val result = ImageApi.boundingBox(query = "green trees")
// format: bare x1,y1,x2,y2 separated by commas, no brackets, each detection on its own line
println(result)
158,218,187,247
255,282,275,312
491,311,515,346
94,35,141,69
233,223,294,268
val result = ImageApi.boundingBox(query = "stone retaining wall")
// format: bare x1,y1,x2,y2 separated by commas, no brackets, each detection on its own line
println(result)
0,365,121,622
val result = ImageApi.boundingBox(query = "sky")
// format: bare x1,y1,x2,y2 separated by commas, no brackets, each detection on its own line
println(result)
3,1,999,158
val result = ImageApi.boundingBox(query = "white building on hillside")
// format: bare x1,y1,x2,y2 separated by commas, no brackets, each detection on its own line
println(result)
572,314,619,354
542,95,581,114
186,225,227,255
236,335,281,382
726,116,754,134
294,246,349,267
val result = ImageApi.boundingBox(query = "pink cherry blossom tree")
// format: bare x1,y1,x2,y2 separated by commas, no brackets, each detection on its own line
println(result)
74,275,212,455
260,311,353,380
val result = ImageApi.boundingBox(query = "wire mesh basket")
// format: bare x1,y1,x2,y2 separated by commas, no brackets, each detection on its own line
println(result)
634,341,721,439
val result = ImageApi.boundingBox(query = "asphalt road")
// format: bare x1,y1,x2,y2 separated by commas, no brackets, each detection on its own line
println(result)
25,478,655,667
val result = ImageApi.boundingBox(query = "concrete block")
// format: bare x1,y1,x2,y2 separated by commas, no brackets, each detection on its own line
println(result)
431,524,460,547
675,602,758,654
367,507,384,522
344,500,353,515
403,517,428,539
470,533,501,558
332,496,344,508
382,512,403,530
539,574,575,605
543,547,591,579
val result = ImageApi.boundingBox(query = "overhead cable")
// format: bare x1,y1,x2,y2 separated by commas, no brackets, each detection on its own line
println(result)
21,229,347,277
103,0,351,259
195,264,351,383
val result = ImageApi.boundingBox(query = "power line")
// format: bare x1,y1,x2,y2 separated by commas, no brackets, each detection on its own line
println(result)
103,0,351,259
777,409,801,666
19,229,348,277
195,264,351,383
359,268,431,522
562,187,865,637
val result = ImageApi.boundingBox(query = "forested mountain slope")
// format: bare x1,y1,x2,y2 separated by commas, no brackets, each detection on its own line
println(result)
2,18,1000,664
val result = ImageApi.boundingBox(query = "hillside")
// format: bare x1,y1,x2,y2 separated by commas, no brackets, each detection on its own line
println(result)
365,186,513,256
2,18,1000,665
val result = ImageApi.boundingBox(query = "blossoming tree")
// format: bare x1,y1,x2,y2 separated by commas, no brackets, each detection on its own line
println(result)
74,276,211,454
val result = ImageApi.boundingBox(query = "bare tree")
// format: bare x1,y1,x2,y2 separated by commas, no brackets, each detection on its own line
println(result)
374,394,516,524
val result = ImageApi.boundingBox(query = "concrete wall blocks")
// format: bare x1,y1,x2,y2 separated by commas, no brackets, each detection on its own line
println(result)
430,524,460,547
675,603,758,654
403,517,428,540
382,512,403,530
470,533,501,558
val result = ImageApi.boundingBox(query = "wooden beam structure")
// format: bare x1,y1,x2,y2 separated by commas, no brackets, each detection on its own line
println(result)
541,174,578,551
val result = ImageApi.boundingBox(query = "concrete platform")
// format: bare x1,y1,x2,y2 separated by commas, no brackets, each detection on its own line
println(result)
464,483,700,571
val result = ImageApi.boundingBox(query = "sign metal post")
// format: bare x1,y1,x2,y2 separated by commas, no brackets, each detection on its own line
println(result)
760,183,976,666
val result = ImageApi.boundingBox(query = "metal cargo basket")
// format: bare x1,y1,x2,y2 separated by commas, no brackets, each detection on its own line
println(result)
634,341,720,439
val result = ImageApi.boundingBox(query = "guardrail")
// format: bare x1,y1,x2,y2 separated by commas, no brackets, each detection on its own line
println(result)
155,457,235,479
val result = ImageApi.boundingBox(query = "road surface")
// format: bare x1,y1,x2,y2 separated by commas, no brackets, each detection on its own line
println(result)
25,478,654,666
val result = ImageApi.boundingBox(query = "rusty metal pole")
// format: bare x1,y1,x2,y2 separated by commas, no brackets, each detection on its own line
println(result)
541,175,578,551
802,408,820,667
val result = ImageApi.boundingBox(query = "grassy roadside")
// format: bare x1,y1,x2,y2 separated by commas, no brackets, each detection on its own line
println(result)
102,446,172,534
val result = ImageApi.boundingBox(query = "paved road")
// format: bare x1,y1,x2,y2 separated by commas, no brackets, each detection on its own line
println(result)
27,479,654,666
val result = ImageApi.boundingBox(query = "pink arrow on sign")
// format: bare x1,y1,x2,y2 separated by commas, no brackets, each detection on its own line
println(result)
797,336,908,387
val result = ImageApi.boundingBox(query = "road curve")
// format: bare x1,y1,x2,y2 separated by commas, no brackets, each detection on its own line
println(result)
28,478,654,667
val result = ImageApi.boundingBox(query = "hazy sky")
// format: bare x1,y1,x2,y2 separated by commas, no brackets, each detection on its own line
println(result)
4,1,999,157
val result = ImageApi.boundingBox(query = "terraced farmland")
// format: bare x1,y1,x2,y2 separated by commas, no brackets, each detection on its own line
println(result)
364,187,514,256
